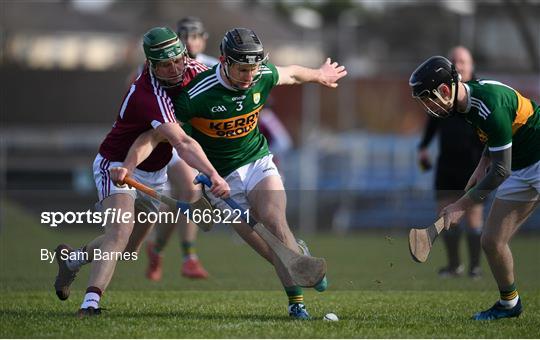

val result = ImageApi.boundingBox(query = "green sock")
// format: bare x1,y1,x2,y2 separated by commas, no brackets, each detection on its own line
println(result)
500,283,518,301
154,234,168,254
182,241,197,260
285,286,304,305
152,242,164,254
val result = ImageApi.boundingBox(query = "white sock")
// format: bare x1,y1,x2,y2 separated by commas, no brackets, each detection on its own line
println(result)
81,292,100,309
66,248,89,271
499,295,519,309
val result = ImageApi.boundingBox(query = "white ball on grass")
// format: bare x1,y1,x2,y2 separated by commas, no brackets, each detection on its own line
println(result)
323,312,338,321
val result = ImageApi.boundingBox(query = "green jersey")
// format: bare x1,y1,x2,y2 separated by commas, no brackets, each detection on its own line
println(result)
464,80,540,170
174,63,279,176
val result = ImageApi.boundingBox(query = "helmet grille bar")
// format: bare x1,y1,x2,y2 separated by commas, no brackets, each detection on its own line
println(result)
149,37,179,51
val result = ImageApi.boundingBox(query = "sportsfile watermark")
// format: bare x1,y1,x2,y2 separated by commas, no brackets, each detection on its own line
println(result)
40,208,250,227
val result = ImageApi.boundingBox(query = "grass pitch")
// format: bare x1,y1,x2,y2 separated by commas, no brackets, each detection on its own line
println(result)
1,201,539,338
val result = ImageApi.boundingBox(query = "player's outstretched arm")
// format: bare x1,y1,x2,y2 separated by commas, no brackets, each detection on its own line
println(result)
276,58,347,88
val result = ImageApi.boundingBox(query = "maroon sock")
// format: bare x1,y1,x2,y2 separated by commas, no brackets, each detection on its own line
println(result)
86,286,103,297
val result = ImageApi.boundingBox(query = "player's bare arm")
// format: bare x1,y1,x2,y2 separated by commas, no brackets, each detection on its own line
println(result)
157,123,226,196
108,128,165,186
114,123,230,198
122,128,166,174
276,58,347,88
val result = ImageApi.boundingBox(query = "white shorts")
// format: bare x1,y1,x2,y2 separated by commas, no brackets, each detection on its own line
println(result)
93,154,168,213
496,159,540,202
167,148,182,168
205,154,281,211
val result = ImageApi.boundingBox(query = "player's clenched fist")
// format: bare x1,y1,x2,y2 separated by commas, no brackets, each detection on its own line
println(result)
208,172,230,198
109,166,130,185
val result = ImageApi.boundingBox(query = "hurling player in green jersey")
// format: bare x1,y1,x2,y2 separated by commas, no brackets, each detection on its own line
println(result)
417,47,484,279
117,27,347,320
410,56,539,321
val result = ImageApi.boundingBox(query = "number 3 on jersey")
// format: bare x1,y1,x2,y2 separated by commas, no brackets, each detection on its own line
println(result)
236,101,243,111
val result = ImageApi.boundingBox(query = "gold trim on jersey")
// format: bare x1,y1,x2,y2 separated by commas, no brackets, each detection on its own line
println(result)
190,106,262,139
512,90,534,134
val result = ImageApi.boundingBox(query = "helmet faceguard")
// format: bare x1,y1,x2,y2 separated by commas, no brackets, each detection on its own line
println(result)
151,55,188,88
220,28,268,90
409,56,460,118
414,82,457,118
143,27,188,88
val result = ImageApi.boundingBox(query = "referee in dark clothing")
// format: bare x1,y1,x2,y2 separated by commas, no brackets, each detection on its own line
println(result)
417,46,485,278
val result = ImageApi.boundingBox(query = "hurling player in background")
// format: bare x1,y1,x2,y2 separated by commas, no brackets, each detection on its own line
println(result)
410,56,539,320
417,46,485,279
113,27,347,320
145,17,220,282
53,27,228,317
177,16,219,67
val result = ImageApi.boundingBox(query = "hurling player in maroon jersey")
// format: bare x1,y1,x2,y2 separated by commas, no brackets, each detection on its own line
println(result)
53,27,228,317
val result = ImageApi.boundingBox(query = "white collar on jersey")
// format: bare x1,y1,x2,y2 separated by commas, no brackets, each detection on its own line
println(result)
215,63,238,91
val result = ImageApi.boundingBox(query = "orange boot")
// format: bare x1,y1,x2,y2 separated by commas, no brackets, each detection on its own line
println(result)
181,257,209,279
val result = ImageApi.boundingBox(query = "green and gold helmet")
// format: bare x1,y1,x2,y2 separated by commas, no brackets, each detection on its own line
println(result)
142,27,187,87
143,27,186,66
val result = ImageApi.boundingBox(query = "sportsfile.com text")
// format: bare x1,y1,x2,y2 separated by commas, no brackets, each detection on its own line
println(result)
40,208,249,227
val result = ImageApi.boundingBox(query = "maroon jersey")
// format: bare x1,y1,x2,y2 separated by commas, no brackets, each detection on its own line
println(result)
99,59,207,172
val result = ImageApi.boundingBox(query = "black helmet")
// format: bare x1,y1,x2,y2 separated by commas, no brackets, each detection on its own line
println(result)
220,28,267,65
409,56,460,118
219,28,268,90
176,16,207,40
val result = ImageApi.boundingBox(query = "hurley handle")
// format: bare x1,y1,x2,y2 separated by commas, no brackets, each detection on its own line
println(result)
121,176,158,199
